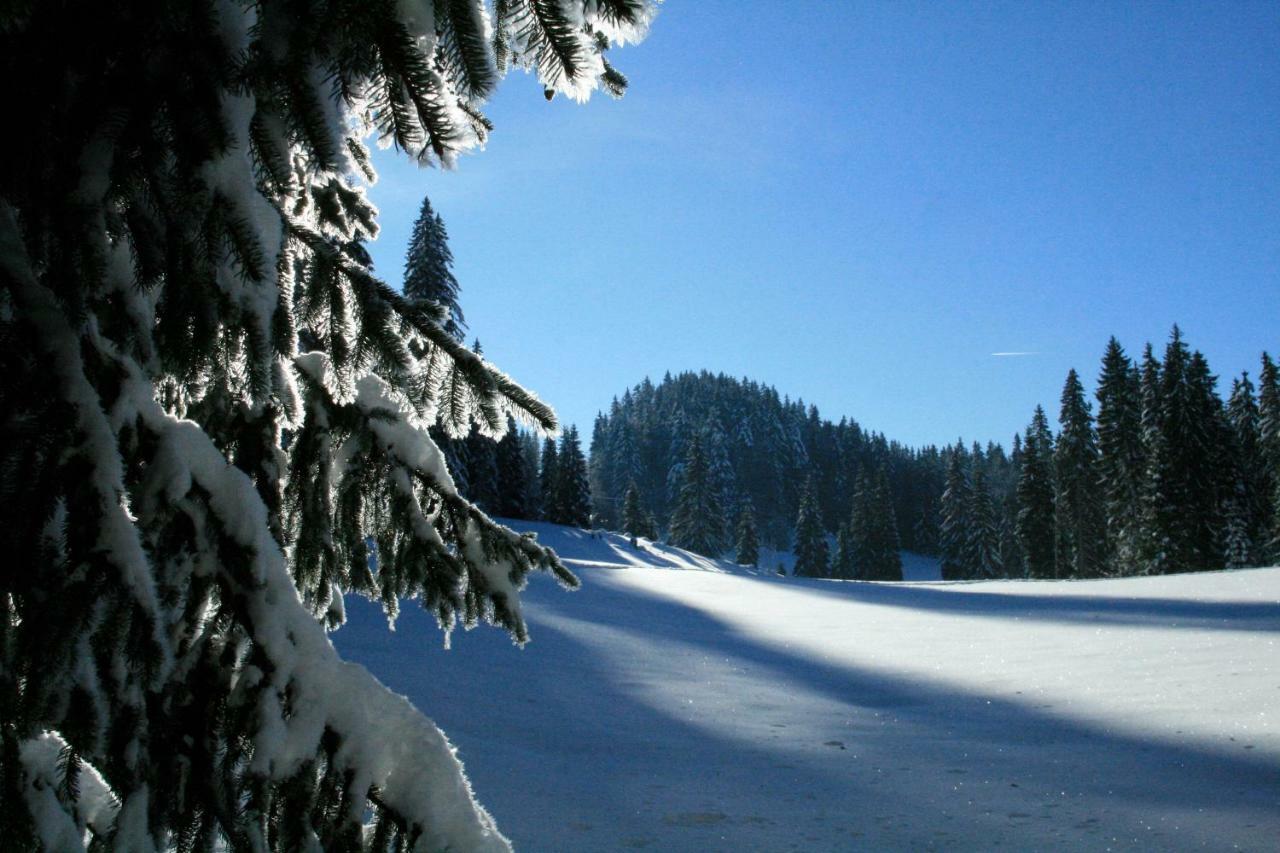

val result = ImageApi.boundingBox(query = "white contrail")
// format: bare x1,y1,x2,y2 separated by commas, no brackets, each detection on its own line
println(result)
990,351,1040,357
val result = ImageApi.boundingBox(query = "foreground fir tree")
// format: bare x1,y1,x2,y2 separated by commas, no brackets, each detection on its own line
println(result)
793,475,830,578
0,0,656,848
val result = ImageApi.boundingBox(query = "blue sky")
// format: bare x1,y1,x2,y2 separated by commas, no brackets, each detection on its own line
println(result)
364,1,1279,449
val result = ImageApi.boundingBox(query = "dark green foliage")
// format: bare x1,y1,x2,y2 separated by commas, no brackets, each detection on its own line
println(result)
587,372,940,556
1017,408,1056,579
866,467,904,580
735,500,760,567
940,446,973,580
968,466,1002,579
1054,369,1106,578
793,476,829,578
495,416,531,519
403,194,465,340
538,437,559,521
668,434,725,557
1226,373,1264,561
1095,338,1145,574
0,0,653,845
623,481,645,545
550,426,591,528
1260,354,1280,560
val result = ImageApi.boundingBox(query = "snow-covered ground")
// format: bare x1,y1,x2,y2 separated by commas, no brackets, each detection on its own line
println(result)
335,522,1279,851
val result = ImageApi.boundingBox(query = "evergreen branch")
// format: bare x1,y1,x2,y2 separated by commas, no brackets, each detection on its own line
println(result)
287,220,558,433
434,0,499,102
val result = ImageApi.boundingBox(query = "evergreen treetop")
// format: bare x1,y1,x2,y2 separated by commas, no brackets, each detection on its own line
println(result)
404,195,465,341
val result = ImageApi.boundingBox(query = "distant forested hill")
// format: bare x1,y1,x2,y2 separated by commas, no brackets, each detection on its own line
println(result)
585,370,955,555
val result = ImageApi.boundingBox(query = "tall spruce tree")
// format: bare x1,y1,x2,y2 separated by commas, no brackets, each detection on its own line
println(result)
1137,343,1167,572
969,465,1002,579
1054,369,1106,578
1017,408,1057,579
403,195,465,341
833,518,859,579
1145,327,1201,572
1095,338,1145,575
939,447,973,580
735,500,760,567
623,481,646,546
1259,354,1280,560
0,0,656,847
792,475,829,578
1186,350,1229,569
668,433,725,557
552,426,591,528
868,466,904,581
538,437,560,522
835,472,871,579
495,417,530,519
1227,373,1266,559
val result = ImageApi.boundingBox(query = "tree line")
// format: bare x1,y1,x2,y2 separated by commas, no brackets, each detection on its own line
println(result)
410,193,1279,582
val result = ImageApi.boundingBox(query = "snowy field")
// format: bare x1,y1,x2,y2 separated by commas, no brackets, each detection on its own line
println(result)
336,522,1279,851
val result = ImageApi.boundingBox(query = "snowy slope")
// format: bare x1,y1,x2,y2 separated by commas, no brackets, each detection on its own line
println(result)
335,522,1280,852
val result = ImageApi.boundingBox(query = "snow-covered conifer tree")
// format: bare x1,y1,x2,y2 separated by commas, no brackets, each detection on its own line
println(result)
832,520,859,580
552,426,592,528
623,481,645,546
1016,409,1057,579
735,500,760,567
1095,338,1145,575
403,195,465,341
0,0,656,847
1054,369,1106,577
538,437,560,522
1227,373,1265,556
940,446,974,580
793,475,830,578
668,434,725,557
868,466,904,581
495,416,530,519
1259,354,1280,561
968,466,1003,579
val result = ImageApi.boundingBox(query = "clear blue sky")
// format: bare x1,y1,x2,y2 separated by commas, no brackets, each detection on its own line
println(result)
364,1,1279,449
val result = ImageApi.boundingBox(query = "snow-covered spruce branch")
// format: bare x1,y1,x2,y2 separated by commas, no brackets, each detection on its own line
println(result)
1,0,656,847
286,220,558,438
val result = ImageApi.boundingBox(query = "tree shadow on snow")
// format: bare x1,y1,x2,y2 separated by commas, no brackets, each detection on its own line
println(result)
335,571,1278,851
771,572,1280,634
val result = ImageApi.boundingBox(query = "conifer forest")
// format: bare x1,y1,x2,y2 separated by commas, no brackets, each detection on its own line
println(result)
2,1,1277,851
